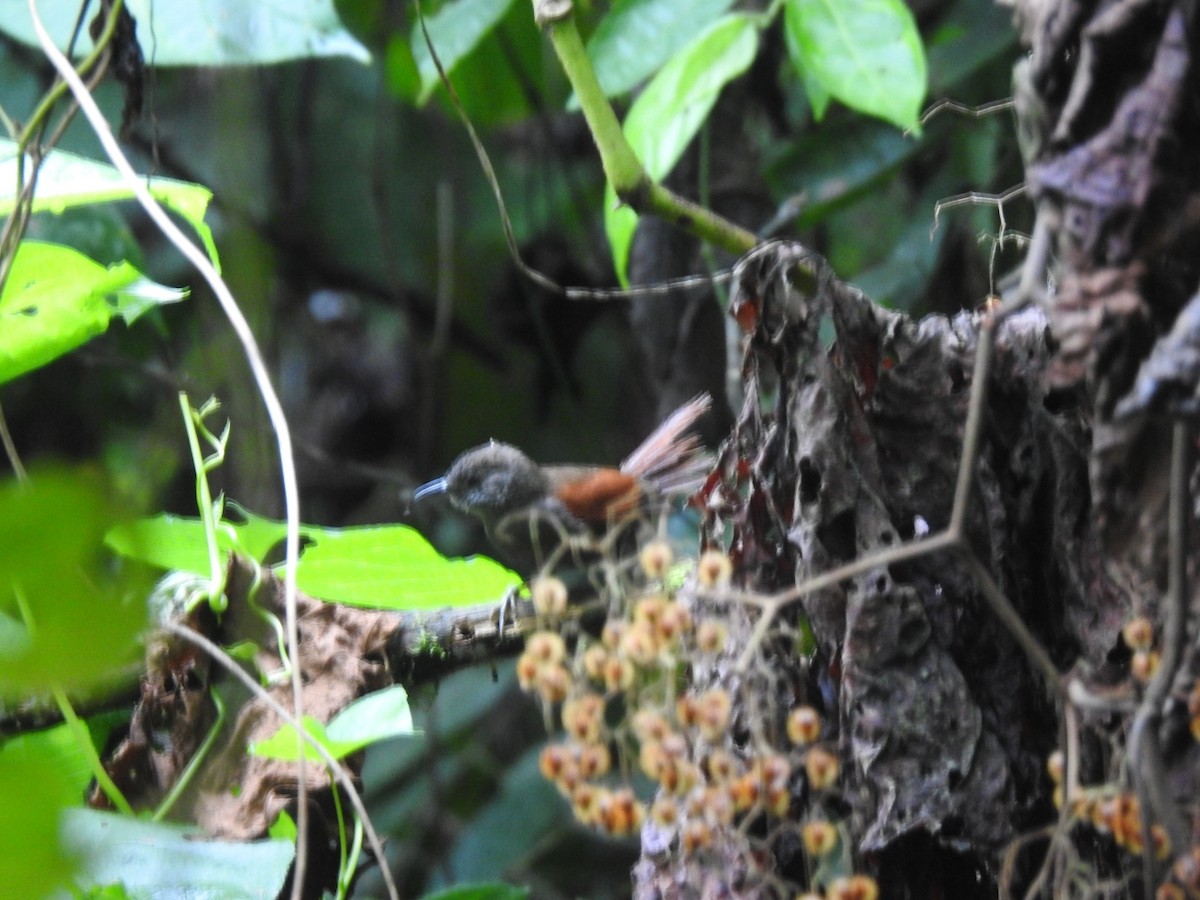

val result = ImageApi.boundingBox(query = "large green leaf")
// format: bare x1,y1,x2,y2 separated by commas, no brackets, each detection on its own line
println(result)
784,0,926,131
579,0,736,103
61,808,294,897
293,524,521,609
0,720,98,802
0,241,184,385
410,0,518,104
0,139,219,266
0,0,369,65
105,506,293,576
108,513,522,609
604,14,759,284
252,684,415,761
0,468,149,697
104,513,238,576
0,748,78,898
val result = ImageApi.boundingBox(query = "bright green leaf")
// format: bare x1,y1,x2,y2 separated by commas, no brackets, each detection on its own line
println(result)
605,14,759,284
108,514,521,609
783,0,927,131
104,513,235,576
268,809,297,841
223,504,290,563
604,190,639,288
326,685,415,749
0,720,98,800
0,140,219,267
782,11,830,120
251,714,333,762
0,468,149,697
254,685,416,762
62,808,294,896
385,33,422,101
105,507,288,576
410,0,518,104
0,0,369,65
294,524,521,609
0,750,78,897
0,242,184,385
578,0,736,104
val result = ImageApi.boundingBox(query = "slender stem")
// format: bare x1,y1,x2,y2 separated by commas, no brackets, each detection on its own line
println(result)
25,6,310,893
52,685,134,815
949,314,996,537
14,585,131,815
17,0,126,152
959,551,1061,691
164,621,400,900
180,394,224,603
1129,421,1192,881
536,2,757,256
153,688,226,821
541,10,642,189
644,181,758,256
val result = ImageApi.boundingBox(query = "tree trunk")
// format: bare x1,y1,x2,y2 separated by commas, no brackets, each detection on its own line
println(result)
634,3,1200,897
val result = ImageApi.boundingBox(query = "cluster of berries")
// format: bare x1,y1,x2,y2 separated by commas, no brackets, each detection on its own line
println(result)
515,541,880,897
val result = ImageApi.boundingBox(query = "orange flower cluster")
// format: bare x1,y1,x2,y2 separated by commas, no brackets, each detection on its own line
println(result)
1123,616,1161,684
522,551,740,839
795,874,879,900
1048,752,1170,861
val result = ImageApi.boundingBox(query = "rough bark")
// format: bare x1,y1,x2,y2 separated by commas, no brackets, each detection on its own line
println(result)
634,2,1200,896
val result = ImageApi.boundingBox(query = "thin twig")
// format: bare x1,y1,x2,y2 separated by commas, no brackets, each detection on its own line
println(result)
1128,420,1192,886
728,298,1063,695
912,96,1015,132
0,401,27,481
164,622,400,900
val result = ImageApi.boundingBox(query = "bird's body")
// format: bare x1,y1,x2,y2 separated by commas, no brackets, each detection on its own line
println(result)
415,395,713,572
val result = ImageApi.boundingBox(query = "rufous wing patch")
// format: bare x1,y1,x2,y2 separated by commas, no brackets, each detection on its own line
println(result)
554,469,642,523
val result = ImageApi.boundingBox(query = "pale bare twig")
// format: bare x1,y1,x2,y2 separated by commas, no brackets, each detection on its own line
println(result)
164,621,400,900
23,4,310,892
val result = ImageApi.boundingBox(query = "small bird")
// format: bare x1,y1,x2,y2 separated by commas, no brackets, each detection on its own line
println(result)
414,395,713,572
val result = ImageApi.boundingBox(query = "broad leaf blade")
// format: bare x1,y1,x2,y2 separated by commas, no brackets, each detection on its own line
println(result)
0,749,78,897
784,0,927,131
104,514,235,575
0,469,149,697
256,686,416,761
579,0,736,103
0,242,184,386
410,0,518,104
605,14,759,284
326,684,415,751
0,140,219,267
0,0,369,65
62,808,294,896
294,524,521,609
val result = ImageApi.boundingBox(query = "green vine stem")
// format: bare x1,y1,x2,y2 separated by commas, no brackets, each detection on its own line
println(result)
16,0,127,152
533,0,758,257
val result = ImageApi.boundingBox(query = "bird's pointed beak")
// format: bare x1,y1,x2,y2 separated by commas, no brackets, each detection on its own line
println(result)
413,476,449,501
